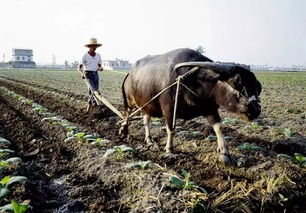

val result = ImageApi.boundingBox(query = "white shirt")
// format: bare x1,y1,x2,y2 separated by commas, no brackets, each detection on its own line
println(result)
82,52,102,71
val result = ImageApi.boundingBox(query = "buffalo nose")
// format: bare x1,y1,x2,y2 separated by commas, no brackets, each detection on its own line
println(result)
248,101,261,119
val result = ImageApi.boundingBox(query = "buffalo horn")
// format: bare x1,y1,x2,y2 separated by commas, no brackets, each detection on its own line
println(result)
174,62,235,73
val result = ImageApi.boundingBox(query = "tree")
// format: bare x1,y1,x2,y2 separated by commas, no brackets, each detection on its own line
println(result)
64,60,69,69
71,61,79,69
195,45,206,54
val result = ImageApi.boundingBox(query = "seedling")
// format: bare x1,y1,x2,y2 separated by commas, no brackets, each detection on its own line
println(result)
169,170,207,193
32,105,47,114
91,138,110,147
0,200,31,213
189,129,202,137
103,145,135,158
222,118,237,125
65,132,100,143
224,136,233,141
250,122,262,131
283,128,294,137
0,149,15,158
11,200,31,213
151,117,162,126
277,153,306,167
0,176,27,199
206,135,217,141
21,98,33,105
235,143,266,152
41,116,62,122
0,158,21,173
0,157,22,169
0,138,11,146
190,199,206,213
126,161,151,170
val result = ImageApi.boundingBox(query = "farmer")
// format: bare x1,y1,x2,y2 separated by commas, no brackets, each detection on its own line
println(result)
77,38,104,112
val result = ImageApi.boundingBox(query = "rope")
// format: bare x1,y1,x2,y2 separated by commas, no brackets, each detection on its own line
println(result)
128,81,178,118
223,81,250,103
128,72,199,130
172,76,182,128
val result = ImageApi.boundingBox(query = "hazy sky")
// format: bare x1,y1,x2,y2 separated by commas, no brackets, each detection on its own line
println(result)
1,0,305,66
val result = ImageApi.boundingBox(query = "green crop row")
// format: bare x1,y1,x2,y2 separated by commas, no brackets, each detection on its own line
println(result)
2,86,209,212
0,137,31,213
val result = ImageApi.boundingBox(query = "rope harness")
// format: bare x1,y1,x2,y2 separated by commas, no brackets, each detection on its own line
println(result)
82,66,258,130
128,67,200,128
223,81,260,105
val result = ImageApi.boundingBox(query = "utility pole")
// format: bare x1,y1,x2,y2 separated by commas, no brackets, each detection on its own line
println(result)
2,53,5,62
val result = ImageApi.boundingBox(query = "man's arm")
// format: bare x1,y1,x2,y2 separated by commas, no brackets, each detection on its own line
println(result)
98,63,104,71
77,64,85,79
98,55,103,71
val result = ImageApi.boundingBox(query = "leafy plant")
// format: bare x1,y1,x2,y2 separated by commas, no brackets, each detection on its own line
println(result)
189,199,206,213
189,129,202,137
251,122,261,130
0,200,31,213
0,176,27,199
0,157,22,172
103,145,135,158
206,135,217,141
0,138,11,146
277,153,306,167
64,132,101,143
21,98,33,105
235,143,266,152
283,128,294,137
90,138,110,147
0,149,15,158
222,118,237,125
11,200,30,213
126,161,151,170
169,170,207,193
151,117,162,126
224,136,233,141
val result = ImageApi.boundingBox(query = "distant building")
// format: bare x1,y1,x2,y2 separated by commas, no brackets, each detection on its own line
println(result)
12,48,36,68
102,59,131,70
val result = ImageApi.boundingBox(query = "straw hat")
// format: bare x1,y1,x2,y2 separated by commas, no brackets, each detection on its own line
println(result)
85,38,102,47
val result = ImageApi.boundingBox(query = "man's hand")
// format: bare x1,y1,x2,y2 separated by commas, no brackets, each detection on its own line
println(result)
77,64,85,78
98,66,104,71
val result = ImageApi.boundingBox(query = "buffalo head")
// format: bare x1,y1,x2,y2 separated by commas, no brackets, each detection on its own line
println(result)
174,62,262,121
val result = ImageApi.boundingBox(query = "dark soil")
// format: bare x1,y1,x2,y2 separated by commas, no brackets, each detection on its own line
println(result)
0,77,305,212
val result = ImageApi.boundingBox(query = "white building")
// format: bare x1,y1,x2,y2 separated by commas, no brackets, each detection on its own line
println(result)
102,59,131,70
12,49,36,68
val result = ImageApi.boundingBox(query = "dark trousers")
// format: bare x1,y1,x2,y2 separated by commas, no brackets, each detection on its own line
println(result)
85,71,99,105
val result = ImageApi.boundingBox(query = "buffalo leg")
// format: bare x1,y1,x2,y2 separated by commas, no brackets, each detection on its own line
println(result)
143,114,153,144
212,123,236,166
161,102,175,153
213,123,229,154
207,114,235,166
165,122,175,153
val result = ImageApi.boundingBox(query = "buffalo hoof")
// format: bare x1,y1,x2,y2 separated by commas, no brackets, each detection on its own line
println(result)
160,152,178,159
219,153,236,166
164,147,173,154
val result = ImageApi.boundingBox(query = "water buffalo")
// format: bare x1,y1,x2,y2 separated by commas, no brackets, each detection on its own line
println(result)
120,48,262,165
